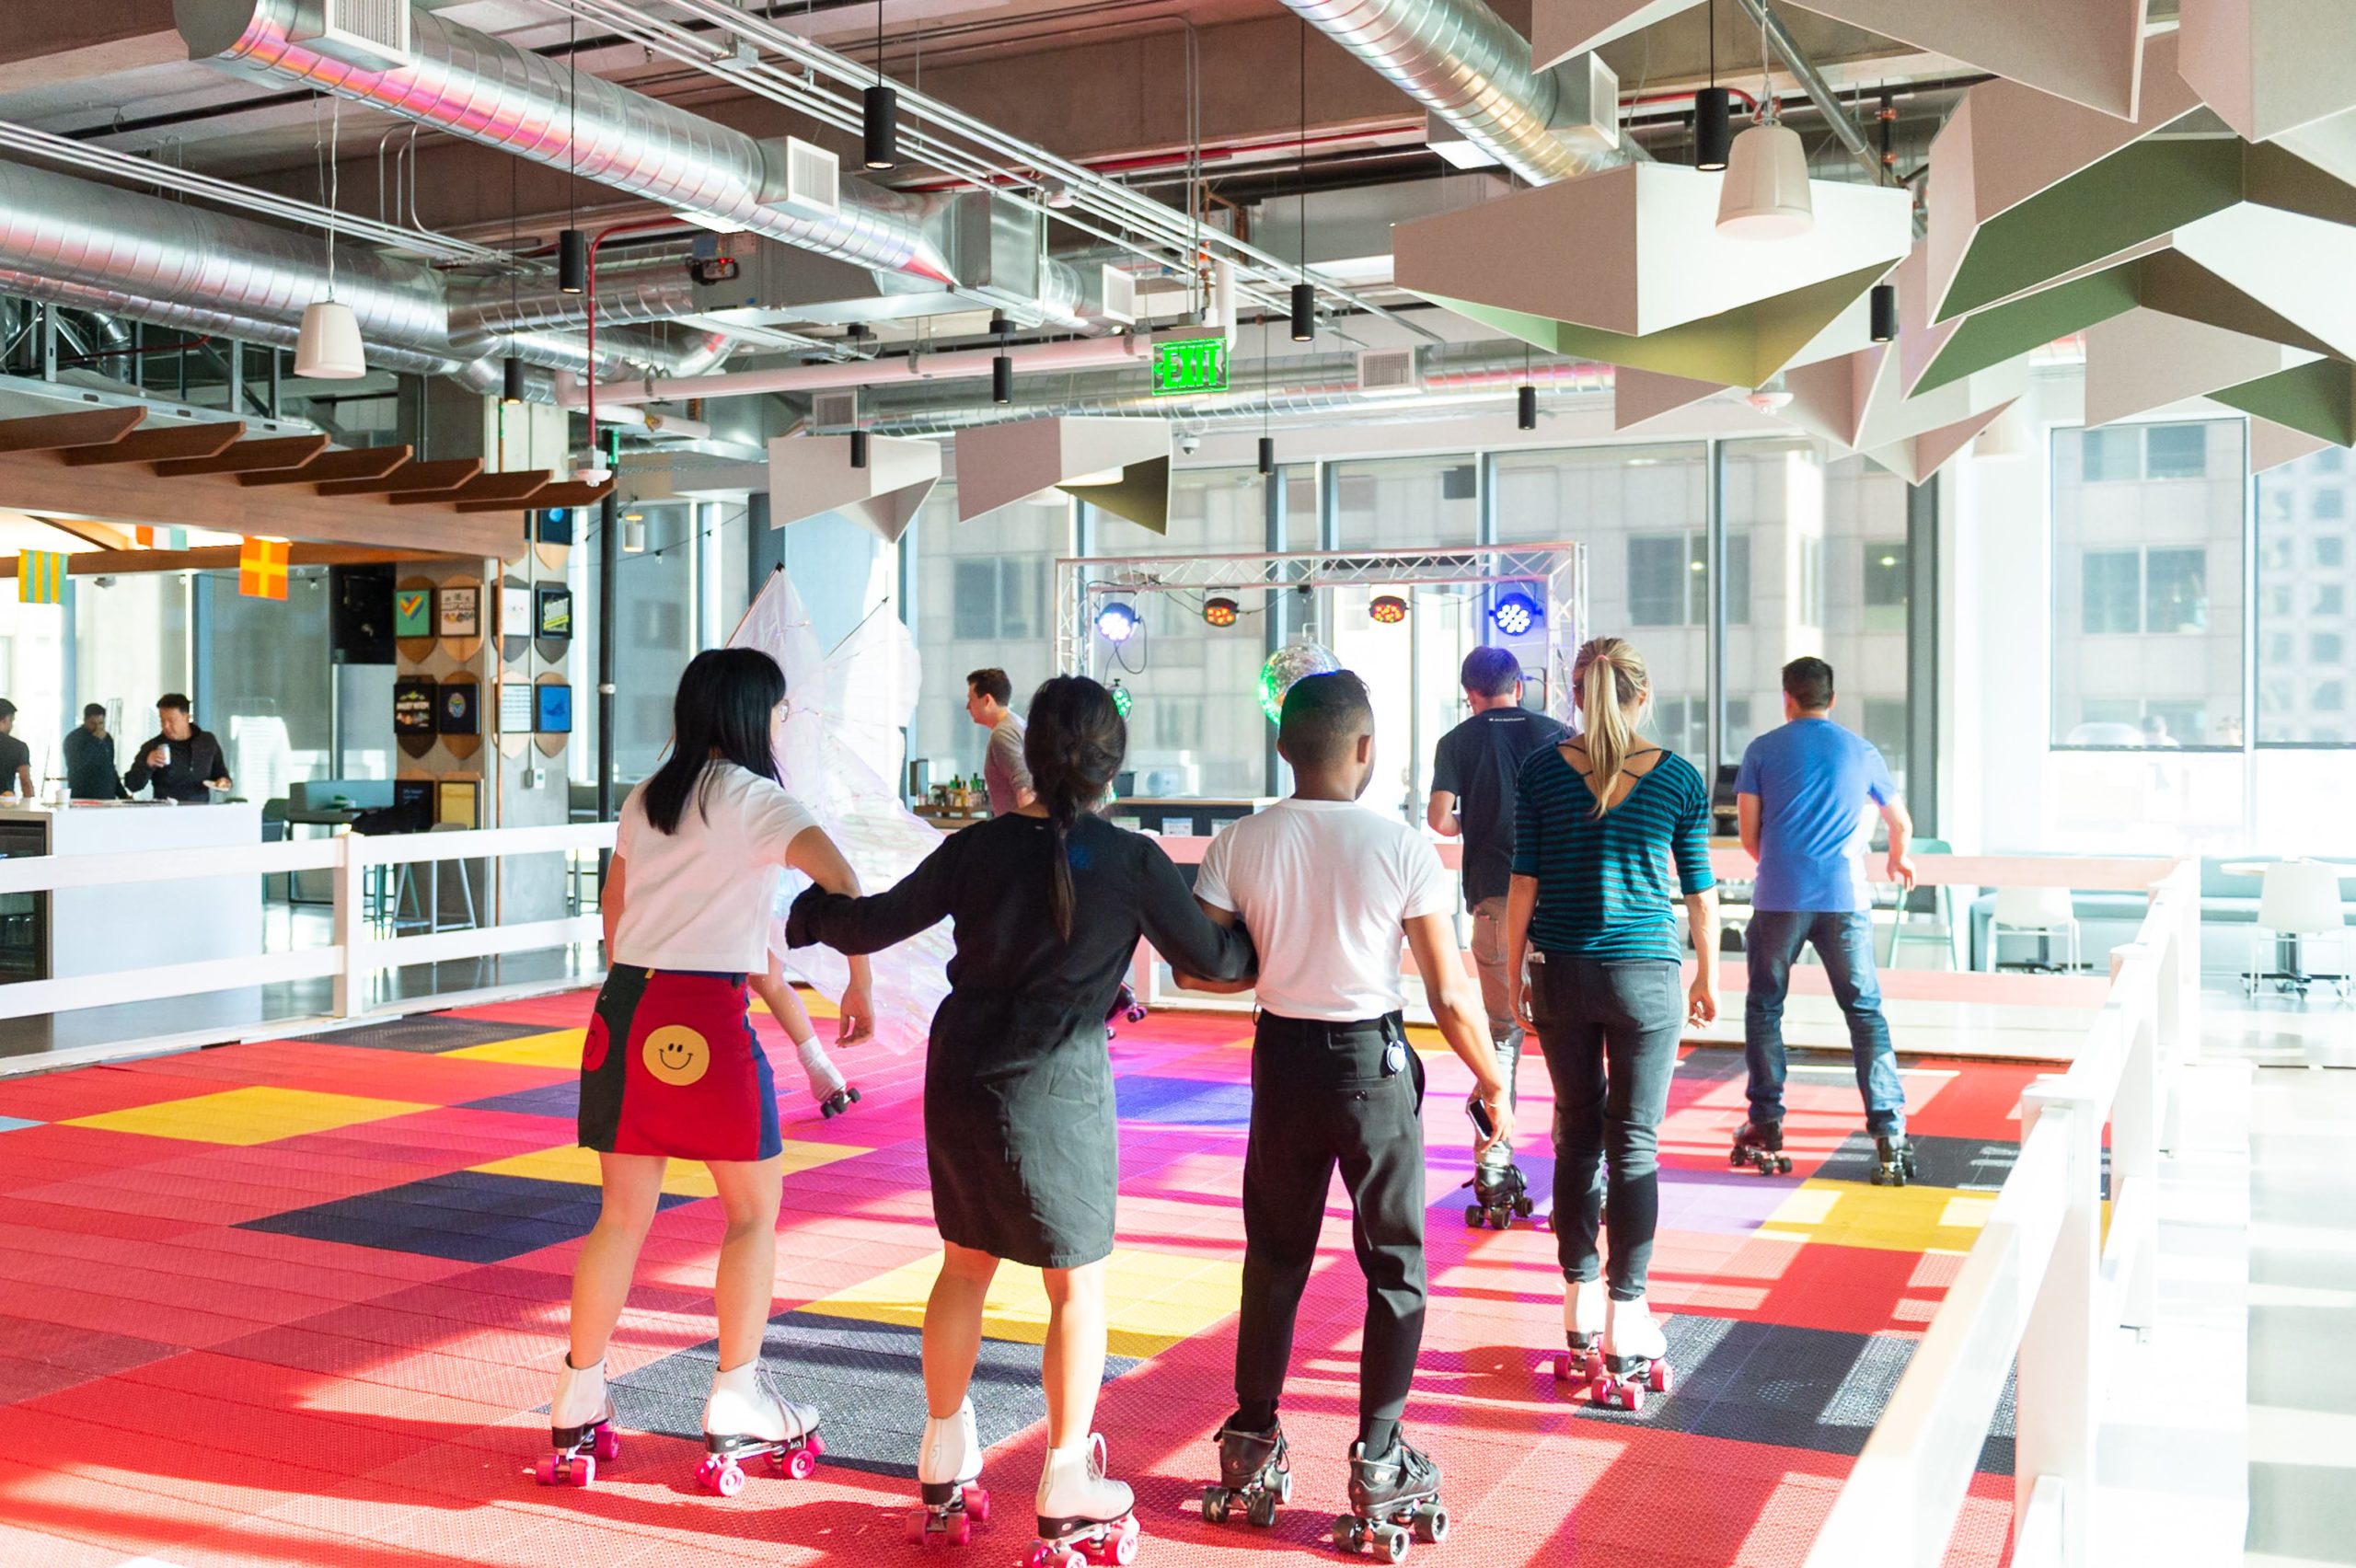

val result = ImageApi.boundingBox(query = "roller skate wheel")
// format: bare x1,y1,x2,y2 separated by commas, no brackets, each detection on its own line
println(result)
1647,1360,1674,1394
1334,1514,1363,1552
1493,1209,1514,1230
947,1511,973,1547
570,1453,597,1487
1203,1488,1230,1525
1415,1505,1449,1545
1554,1352,1575,1383
1376,1523,1411,1563
905,1509,929,1547
535,1456,559,1486
592,1424,621,1461
699,1457,745,1496
963,1483,990,1524
1247,1490,1278,1528
1111,1516,1141,1565
1462,1205,1482,1228
1276,1470,1293,1504
1514,1194,1535,1216
784,1446,817,1481
819,1098,839,1119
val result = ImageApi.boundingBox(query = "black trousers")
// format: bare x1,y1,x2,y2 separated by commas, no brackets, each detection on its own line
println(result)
1234,1011,1428,1430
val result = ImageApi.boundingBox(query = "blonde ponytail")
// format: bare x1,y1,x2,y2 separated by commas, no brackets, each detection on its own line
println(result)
1574,637,1648,816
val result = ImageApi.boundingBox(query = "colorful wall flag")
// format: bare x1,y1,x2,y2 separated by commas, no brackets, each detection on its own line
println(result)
18,550,68,605
238,536,290,600
133,525,186,550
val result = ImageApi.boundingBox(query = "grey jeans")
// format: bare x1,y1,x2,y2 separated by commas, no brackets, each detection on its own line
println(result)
1469,895,1523,1176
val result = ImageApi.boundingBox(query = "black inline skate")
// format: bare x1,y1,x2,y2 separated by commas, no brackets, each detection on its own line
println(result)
1103,983,1149,1041
1460,1162,1536,1230
1729,1118,1793,1176
1334,1435,1448,1563
1201,1416,1290,1528
1870,1134,1920,1187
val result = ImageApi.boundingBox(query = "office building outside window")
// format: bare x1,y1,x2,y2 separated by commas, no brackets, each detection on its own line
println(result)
2258,444,2356,744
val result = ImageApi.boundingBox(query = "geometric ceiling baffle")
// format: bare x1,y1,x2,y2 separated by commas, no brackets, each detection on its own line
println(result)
2081,308,2322,429
766,434,942,544
2176,0,2356,144
1610,367,1735,432
954,417,1173,534
1532,0,2151,117
1392,164,1911,386
2204,357,2356,447
2250,415,2337,473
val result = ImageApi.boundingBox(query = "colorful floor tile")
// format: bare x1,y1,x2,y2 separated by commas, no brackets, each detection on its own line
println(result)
0,989,2027,1567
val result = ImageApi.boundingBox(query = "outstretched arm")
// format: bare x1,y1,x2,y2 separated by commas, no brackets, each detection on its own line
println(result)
1136,844,1254,989
787,831,959,960
785,824,873,1043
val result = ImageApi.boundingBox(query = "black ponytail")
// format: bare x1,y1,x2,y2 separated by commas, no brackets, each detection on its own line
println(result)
1021,675,1127,942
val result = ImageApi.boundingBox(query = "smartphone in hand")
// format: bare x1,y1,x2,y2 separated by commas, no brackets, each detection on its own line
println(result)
1465,1096,1496,1140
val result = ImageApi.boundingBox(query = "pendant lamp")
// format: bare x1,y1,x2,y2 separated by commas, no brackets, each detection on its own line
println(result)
1289,282,1315,343
1517,384,1538,431
863,5,896,168
295,300,366,380
1869,282,1898,343
1694,2,1729,171
502,354,526,405
850,430,871,469
1715,6,1811,239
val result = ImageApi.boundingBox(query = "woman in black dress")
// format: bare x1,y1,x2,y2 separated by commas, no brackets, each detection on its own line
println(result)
789,674,1252,1563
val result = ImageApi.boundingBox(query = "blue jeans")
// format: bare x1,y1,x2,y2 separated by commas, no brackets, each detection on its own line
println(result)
1743,909,1906,1137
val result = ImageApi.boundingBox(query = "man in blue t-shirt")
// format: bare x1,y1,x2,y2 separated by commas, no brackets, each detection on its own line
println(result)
1732,657,1920,1184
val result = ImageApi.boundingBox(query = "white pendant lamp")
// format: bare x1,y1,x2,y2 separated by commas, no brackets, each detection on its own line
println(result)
1715,5,1812,240
297,98,367,379
294,300,366,379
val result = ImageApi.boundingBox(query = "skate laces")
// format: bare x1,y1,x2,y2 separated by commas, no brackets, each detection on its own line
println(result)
1087,1432,1108,1482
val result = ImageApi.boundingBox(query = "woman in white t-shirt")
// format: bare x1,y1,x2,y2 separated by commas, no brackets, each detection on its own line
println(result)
540,648,873,1493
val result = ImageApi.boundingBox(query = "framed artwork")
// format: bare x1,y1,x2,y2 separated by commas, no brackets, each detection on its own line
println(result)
436,778,480,831
536,584,573,640
498,682,535,734
393,586,433,639
437,582,481,640
535,683,573,734
393,778,434,830
536,507,575,548
393,676,436,735
438,680,479,736
500,586,533,640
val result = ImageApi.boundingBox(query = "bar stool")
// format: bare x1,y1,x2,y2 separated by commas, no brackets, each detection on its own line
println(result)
392,824,479,935
2249,859,2350,1000
1990,884,2080,974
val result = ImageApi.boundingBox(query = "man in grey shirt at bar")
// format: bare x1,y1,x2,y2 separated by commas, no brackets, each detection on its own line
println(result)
964,667,1034,817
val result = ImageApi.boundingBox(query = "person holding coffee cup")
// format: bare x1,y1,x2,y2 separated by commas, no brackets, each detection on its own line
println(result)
121,694,231,803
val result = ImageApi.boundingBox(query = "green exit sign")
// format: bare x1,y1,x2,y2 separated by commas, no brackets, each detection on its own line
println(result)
1152,335,1229,397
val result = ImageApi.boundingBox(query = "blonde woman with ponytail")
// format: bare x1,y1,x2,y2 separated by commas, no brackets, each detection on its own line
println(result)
1502,636,1718,1412
788,674,1253,1562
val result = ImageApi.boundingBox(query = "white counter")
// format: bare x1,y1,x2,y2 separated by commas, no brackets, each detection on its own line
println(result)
0,803,264,980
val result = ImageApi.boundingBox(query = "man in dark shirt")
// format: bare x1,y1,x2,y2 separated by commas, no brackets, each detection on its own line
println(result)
63,704,126,801
121,693,231,803
1426,646,1566,1218
0,699,32,798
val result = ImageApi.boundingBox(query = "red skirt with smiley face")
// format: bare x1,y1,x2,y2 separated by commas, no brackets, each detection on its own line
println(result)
577,964,782,1162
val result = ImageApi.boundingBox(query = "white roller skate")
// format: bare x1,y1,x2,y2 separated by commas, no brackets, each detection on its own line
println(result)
800,1036,861,1118
1552,1277,1607,1386
537,1355,620,1487
1024,1433,1138,1567
905,1397,991,1548
695,1360,824,1494
1590,1295,1673,1412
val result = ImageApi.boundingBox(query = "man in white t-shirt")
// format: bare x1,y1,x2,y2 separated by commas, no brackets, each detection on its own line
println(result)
1184,671,1512,1528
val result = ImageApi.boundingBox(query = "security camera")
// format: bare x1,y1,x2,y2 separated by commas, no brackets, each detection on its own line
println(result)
92,574,118,589
1178,431,1201,455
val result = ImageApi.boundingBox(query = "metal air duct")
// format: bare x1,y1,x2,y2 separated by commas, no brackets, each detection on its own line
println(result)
1279,0,1631,185
177,0,1091,326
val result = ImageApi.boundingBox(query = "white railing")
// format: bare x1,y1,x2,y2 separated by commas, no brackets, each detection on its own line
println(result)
1797,859,2201,1568
0,822,617,1024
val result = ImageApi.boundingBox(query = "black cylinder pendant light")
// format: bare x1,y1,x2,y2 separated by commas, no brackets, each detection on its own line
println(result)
1694,86,1733,172
850,430,870,469
1289,282,1315,343
989,309,1013,405
863,86,898,171
1870,282,1898,343
1518,384,1539,431
1258,435,1276,475
558,228,588,294
502,354,526,405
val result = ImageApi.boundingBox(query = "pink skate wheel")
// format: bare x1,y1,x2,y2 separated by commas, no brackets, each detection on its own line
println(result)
964,1484,991,1524
906,1509,928,1547
1114,1516,1140,1564
785,1447,817,1481
1648,1361,1673,1394
569,1454,596,1487
948,1511,972,1547
535,1456,559,1486
1553,1352,1574,1383
594,1425,622,1461
805,1432,826,1458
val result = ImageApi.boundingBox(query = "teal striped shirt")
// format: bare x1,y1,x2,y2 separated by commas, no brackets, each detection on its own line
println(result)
1511,744,1715,961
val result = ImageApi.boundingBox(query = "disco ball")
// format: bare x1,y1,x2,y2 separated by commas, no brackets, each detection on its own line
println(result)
1258,640,1341,723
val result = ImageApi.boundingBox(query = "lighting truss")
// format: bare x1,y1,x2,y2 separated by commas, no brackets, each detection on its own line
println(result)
1056,542,1590,722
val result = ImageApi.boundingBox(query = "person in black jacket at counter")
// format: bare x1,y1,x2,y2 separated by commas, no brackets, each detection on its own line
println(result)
121,694,231,803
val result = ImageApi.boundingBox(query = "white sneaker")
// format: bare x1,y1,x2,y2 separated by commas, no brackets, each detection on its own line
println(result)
1034,1433,1134,1532
1603,1295,1667,1366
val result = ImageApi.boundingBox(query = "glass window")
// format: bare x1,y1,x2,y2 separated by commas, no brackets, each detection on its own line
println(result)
1798,536,1825,628
1725,533,1752,626
2053,421,2245,745
2143,422,2209,479
2082,551,2141,634
202,571,333,801
2083,426,2138,481
1863,540,1909,633
908,481,1070,785
2258,444,2356,744
1627,535,1688,626
1331,455,1479,548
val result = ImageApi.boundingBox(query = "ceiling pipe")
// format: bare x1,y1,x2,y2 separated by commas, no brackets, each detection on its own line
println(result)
560,334,1149,410
1276,0,1633,184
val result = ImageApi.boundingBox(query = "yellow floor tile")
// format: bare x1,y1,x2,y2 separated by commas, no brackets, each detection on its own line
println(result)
472,1137,872,1199
64,1086,435,1147
799,1246,1242,1359
443,1030,589,1068
1755,1178,1995,1255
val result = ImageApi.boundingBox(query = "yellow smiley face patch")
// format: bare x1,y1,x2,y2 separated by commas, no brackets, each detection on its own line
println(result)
642,1026,711,1086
